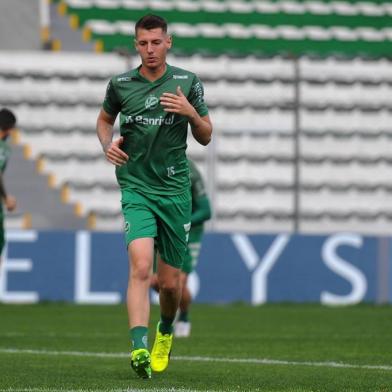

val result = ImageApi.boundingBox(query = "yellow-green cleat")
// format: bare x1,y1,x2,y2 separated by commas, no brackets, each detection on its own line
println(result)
151,322,173,372
130,348,151,379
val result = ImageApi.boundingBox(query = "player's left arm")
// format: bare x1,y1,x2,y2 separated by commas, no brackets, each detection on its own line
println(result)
160,86,212,146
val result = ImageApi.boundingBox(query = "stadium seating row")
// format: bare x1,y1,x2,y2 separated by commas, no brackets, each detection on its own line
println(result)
2,52,392,82
8,103,392,134
2,77,391,107
63,0,392,16
59,0,392,55
22,134,392,162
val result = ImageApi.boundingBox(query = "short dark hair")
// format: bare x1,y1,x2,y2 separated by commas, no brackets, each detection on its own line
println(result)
0,108,16,131
135,14,168,36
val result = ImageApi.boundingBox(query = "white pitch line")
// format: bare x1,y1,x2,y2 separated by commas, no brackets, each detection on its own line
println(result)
1,347,392,372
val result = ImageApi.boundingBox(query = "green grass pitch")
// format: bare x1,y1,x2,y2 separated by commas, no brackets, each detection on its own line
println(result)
0,303,391,391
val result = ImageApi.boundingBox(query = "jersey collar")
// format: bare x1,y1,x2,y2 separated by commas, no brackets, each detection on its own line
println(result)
132,64,173,84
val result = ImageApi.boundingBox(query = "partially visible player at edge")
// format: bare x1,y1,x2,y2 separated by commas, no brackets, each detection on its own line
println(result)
96,14,212,379
151,158,212,338
0,108,17,268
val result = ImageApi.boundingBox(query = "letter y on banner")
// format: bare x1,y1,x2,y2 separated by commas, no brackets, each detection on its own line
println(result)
232,234,290,305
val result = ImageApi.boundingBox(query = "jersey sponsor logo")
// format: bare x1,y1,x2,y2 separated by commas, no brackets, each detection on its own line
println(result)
191,81,204,105
173,74,188,79
117,76,132,82
124,114,174,126
145,95,159,110
192,82,203,97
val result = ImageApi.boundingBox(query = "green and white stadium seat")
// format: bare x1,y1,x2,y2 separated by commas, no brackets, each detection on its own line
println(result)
57,0,392,56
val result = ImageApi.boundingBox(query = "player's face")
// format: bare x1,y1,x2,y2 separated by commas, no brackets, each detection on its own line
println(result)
135,28,172,71
0,128,12,140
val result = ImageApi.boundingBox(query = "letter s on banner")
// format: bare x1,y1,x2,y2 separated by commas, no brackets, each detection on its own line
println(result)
321,233,367,305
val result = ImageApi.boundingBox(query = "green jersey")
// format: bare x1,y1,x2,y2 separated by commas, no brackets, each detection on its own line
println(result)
189,159,211,237
0,138,10,218
103,64,209,196
0,139,10,173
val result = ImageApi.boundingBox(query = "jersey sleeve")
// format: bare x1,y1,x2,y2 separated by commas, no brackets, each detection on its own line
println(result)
188,75,209,117
102,78,121,116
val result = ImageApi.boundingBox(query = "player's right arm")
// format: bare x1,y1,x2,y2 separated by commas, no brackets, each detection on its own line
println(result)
97,78,129,166
96,108,129,166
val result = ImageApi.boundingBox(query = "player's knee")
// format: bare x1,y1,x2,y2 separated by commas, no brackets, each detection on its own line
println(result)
159,285,178,299
131,260,151,282
159,276,180,295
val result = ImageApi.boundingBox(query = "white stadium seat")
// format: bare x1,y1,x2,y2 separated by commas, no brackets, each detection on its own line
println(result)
300,188,391,213
301,134,392,158
217,133,293,157
217,160,294,185
301,161,392,185
20,130,101,158
40,157,115,187
216,188,293,213
68,187,121,215
0,51,125,77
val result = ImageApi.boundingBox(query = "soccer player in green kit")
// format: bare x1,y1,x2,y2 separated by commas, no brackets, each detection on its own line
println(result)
0,109,17,264
96,14,212,379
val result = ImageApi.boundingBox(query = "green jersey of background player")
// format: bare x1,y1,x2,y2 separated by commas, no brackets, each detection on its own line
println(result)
96,14,213,379
0,108,17,263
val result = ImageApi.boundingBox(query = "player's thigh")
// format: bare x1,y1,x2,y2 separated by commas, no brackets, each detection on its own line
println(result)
121,189,157,247
156,190,191,269
156,253,182,288
128,237,155,278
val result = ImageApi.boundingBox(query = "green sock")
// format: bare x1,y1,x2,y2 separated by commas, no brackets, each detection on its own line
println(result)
159,314,174,335
130,326,148,350
179,311,189,322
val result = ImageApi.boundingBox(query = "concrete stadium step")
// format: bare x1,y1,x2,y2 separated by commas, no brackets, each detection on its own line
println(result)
5,144,87,229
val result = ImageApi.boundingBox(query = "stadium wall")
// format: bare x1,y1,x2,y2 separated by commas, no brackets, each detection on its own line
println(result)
0,230,390,305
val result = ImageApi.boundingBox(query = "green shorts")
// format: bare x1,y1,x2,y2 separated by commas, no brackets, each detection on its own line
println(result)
121,188,191,269
182,225,204,274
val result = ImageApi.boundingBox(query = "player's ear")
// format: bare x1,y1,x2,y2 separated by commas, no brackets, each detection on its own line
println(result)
166,34,172,49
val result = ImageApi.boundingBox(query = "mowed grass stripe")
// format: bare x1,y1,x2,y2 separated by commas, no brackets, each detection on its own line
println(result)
0,389,215,392
0,389,214,392
1,347,392,372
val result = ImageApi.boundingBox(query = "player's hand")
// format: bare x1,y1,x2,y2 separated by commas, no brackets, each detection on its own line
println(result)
5,195,16,212
104,136,129,166
160,86,196,118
